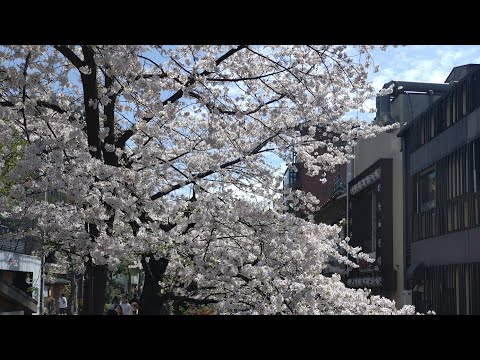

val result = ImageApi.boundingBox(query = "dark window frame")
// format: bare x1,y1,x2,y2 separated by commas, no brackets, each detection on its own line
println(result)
417,165,437,214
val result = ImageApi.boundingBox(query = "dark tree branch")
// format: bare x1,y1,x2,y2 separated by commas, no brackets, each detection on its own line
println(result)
167,294,218,305
246,46,303,83
35,100,67,114
102,71,119,166
206,68,288,82
43,118,71,163
187,90,285,118
80,45,101,160
234,273,252,283
54,45,84,69
150,131,279,200
0,100,14,107
21,52,32,142
115,45,247,149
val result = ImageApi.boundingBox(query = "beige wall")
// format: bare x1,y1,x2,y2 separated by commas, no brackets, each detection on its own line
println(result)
353,130,404,306
354,131,400,177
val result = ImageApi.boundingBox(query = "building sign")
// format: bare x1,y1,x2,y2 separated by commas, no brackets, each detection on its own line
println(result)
8,258,19,266
349,167,381,195
346,276,382,288
347,159,394,292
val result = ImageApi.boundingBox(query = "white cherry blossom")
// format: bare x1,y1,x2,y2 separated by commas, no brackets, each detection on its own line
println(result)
0,45,415,314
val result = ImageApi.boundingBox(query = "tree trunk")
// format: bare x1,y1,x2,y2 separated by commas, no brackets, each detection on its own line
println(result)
139,255,170,315
54,46,113,316
127,268,132,296
68,271,77,315
81,260,108,314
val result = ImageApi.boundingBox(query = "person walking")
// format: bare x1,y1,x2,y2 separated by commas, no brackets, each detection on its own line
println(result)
114,304,123,315
120,296,131,315
108,296,120,310
58,293,68,315
129,293,140,314
131,301,139,315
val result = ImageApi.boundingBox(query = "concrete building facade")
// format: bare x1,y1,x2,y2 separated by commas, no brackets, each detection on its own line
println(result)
399,64,480,314
0,249,41,314
346,84,446,306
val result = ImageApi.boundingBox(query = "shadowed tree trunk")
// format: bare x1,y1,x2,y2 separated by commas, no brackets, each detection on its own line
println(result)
53,46,111,315
68,271,77,315
139,254,169,314
81,259,108,314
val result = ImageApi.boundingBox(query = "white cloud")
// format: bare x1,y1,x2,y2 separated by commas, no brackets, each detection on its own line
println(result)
370,45,480,90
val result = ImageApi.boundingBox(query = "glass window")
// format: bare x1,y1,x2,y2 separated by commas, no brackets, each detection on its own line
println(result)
283,169,297,189
474,140,480,193
418,167,436,212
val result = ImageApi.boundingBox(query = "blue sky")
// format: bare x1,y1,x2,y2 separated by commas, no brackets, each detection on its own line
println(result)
369,45,480,87
353,45,480,121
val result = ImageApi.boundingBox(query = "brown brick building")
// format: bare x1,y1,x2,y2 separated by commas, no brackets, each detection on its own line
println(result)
283,126,347,218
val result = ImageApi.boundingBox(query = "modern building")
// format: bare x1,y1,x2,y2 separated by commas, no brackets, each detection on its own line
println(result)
398,64,480,314
0,221,41,315
0,190,80,315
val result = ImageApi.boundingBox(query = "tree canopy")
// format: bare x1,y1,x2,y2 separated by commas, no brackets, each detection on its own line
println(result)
0,45,412,314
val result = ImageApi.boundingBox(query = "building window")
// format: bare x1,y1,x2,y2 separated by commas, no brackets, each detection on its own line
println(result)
283,169,297,189
418,166,436,213
474,140,480,193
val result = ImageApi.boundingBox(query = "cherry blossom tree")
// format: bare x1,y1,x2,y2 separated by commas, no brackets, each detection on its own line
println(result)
0,45,413,314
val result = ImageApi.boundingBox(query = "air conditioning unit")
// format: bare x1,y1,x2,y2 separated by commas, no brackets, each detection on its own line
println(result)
401,290,412,306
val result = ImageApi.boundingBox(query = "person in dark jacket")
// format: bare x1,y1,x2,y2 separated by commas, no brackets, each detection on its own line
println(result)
108,296,120,310
106,308,117,315
129,294,140,314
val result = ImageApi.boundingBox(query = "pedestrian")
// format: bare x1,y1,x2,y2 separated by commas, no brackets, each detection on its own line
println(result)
114,304,123,315
131,301,139,315
108,296,120,310
130,293,140,313
120,296,131,315
129,294,139,305
58,293,67,315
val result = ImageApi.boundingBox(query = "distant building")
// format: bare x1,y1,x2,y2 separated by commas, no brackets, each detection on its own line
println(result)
283,126,347,217
0,221,41,315
0,190,80,315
